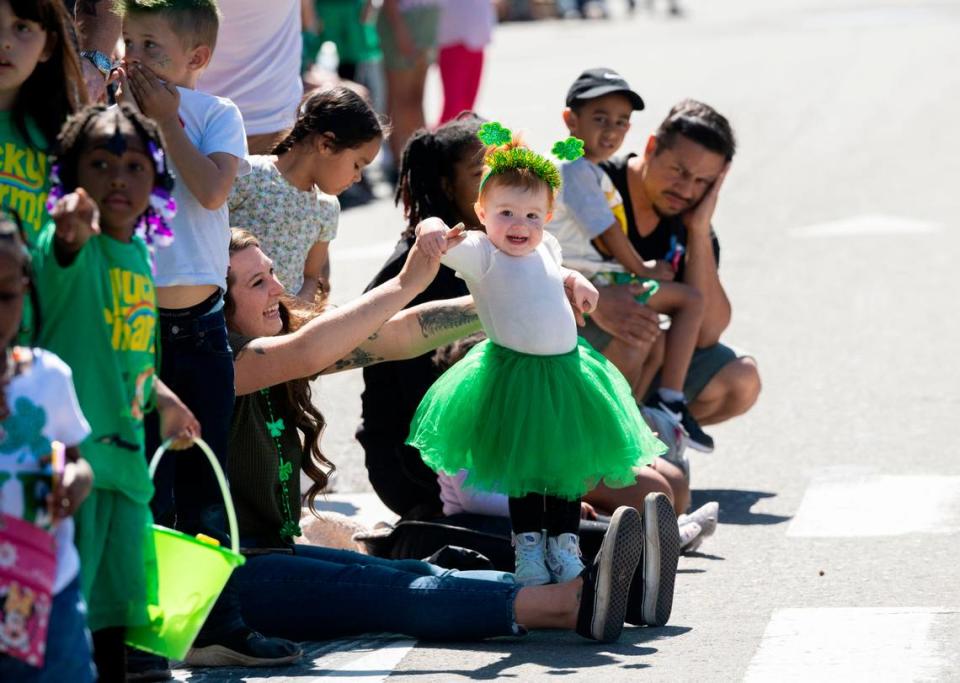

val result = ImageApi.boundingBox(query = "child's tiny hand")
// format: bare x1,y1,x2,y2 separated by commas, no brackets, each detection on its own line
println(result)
568,274,599,322
49,457,93,520
580,501,598,520
124,62,181,126
414,217,451,259
445,222,467,251
157,386,201,450
642,259,676,281
51,188,100,250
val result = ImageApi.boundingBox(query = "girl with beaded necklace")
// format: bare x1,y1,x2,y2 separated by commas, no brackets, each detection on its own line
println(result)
408,123,666,587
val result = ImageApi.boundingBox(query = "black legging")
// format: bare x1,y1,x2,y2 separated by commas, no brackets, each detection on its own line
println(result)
508,492,582,536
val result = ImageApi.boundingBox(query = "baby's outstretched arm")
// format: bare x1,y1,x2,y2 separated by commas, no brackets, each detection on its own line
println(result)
562,268,599,326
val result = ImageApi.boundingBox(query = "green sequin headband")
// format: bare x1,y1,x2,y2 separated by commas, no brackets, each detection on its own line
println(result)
477,122,585,192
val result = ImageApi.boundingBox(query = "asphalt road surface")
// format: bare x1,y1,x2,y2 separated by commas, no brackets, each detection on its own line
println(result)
175,0,960,679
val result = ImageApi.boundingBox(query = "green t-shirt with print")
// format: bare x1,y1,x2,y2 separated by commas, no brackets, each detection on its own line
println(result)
33,224,157,503
0,111,51,246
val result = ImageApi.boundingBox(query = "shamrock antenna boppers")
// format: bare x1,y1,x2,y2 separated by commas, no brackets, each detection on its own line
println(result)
477,122,585,191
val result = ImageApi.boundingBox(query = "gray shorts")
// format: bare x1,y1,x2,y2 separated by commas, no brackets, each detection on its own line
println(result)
579,317,744,402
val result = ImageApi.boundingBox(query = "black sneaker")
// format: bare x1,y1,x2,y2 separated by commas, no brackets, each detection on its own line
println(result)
184,629,303,667
125,648,171,682
656,398,714,453
575,506,642,643
625,493,681,626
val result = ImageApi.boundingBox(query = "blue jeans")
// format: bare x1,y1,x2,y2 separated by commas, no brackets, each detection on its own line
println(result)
233,545,524,641
145,298,244,638
0,576,95,683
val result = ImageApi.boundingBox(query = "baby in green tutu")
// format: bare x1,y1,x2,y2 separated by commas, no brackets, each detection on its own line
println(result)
408,123,666,586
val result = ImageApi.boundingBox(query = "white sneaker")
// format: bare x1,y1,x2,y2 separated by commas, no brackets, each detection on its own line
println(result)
513,532,551,586
678,502,719,552
678,521,703,553
546,533,586,583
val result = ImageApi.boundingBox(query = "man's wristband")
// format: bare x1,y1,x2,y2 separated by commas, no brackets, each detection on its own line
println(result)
79,50,114,78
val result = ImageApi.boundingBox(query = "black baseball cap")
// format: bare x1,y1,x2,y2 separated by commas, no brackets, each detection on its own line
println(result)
565,68,644,111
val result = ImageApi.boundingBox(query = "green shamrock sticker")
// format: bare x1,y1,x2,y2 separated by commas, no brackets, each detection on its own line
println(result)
278,458,292,482
551,137,585,162
0,397,51,462
266,418,285,438
478,121,512,147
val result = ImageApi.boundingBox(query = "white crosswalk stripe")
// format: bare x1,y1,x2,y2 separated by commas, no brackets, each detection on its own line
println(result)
787,473,960,537
744,608,951,682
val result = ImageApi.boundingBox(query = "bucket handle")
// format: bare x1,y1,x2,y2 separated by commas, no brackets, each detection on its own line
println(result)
148,438,241,557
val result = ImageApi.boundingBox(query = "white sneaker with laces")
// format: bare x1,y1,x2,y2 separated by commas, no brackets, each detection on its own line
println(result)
513,531,551,586
678,502,719,552
546,533,586,583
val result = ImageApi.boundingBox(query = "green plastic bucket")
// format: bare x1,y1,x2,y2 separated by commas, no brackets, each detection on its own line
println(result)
125,438,246,660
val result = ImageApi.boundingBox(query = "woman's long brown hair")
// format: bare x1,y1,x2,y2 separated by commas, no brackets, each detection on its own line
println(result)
226,229,335,516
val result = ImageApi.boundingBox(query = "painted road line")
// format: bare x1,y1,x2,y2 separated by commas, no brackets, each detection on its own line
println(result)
789,214,941,238
744,607,950,681
172,636,417,682
317,638,417,681
788,473,960,537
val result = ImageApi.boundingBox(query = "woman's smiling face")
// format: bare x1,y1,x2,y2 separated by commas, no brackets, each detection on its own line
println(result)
227,245,285,338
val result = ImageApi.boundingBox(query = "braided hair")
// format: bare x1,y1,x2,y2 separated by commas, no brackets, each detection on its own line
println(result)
272,87,386,155
52,105,175,196
396,114,484,239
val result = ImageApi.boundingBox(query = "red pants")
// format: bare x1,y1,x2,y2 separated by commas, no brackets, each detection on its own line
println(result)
438,43,485,124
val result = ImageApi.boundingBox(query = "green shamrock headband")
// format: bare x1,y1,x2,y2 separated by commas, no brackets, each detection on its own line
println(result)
477,122,584,192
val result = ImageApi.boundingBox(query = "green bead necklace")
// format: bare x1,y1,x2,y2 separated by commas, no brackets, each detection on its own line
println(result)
259,388,302,542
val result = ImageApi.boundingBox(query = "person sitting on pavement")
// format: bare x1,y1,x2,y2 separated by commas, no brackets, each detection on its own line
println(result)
549,68,713,452
221,227,651,644
590,99,761,431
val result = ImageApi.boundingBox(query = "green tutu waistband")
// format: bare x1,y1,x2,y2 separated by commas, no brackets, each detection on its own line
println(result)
407,338,666,500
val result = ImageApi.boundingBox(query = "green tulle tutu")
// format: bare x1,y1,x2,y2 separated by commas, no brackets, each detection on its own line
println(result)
407,338,666,500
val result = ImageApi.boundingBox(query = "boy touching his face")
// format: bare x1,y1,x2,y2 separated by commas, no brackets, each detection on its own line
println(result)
114,0,302,668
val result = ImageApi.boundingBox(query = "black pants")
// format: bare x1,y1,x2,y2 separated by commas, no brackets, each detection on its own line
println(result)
508,493,581,536
362,440,443,520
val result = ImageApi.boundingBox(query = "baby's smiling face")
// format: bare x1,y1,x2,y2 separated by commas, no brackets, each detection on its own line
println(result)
475,183,552,257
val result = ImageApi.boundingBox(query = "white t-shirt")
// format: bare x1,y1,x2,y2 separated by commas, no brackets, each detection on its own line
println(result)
440,231,577,356
548,157,628,277
439,0,495,50
154,87,250,290
198,0,303,136
0,349,90,594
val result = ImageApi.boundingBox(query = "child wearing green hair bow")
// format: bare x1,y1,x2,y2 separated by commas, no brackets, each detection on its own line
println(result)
408,123,666,590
